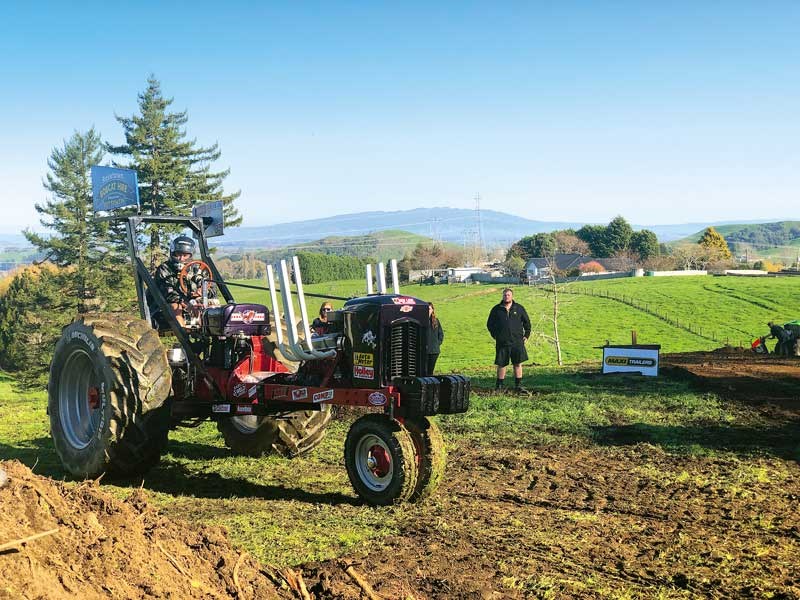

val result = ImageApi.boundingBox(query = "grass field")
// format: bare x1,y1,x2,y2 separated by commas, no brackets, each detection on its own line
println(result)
2,274,799,596
226,274,799,368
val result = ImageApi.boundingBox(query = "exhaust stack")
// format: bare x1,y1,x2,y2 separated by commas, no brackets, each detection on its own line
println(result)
267,258,337,362
366,264,374,295
377,262,387,294
389,259,400,294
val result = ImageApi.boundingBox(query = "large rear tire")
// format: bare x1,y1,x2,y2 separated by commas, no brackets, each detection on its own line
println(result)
48,314,172,478
217,406,332,458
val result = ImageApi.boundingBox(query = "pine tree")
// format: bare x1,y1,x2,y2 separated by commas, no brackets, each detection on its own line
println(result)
630,229,659,261
108,76,241,268
23,129,128,310
699,226,732,260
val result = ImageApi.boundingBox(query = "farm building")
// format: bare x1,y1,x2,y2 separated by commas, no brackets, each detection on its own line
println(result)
525,254,634,281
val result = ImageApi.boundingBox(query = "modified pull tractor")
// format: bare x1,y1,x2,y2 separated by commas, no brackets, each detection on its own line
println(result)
48,214,469,505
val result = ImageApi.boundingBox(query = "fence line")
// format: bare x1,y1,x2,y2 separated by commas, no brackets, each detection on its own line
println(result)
547,285,727,345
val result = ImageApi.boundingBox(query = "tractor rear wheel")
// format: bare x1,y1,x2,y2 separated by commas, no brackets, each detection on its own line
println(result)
48,314,172,478
405,417,446,502
217,406,332,457
344,414,419,505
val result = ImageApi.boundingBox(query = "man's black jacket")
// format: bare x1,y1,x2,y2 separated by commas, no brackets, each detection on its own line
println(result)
486,301,531,345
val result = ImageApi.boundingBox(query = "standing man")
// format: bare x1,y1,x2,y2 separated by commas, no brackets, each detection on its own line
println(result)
486,288,531,393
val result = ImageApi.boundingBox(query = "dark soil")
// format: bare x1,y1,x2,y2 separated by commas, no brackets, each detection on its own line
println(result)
2,349,799,599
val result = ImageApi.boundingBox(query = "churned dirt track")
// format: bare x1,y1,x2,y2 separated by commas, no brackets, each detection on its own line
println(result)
2,349,800,599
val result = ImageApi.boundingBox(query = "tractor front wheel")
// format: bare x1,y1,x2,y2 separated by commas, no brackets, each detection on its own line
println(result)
344,414,419,505
405,417,446,502
217,406,332,457
48,314,172,478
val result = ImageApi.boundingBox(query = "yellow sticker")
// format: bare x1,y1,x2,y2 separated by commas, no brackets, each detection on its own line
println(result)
353,352,374,366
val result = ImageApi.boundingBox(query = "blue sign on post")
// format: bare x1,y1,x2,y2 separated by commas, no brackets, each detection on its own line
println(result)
91,166,140,212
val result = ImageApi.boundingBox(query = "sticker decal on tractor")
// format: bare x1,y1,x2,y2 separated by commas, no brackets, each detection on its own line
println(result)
361,330,377,349
353,352,374,366
391,297,416,305
233,383,246,397
368,392,387,406
399,305,413,313
248,385,257,398
230,311,266,323
236,404,253,414
212,404,231,413
312,389,334,403
353,365,375,379
291,388,308,401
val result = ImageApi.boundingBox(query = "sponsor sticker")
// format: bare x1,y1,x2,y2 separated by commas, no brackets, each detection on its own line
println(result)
248,385,258,398
391,297,416,305
291,388,308,401
233,383,247,397
353,365,375,379
604,356,656,367
399,305,413,313
368,392,387,406
361,330,377,348
353,352,374,366
236,404,253,414
312,389,334,403
230,311,266,323
212,404,231,413
271,386,288,399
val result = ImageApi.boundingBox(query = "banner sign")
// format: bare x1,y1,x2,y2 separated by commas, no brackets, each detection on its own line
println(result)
602,345,660,377
91,166,139,212
192,201,224,237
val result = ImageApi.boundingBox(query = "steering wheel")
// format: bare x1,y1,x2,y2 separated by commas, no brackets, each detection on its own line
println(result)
179,260,214,298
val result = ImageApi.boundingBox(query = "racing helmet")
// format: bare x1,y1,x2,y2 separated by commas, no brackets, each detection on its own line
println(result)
170,235,196,257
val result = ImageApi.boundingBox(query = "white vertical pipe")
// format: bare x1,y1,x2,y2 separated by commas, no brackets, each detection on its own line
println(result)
390,259,400,294
377,262,387,294
266,265,283,346
366,264,374,295
278,259,300,347
292,255,315,348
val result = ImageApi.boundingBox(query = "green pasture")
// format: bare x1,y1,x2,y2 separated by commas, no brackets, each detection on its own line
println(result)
2,363,796,569
226,274,799,368
1,273,798,574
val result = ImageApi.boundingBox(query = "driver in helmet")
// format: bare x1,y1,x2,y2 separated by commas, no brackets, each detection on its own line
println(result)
154,235,209,327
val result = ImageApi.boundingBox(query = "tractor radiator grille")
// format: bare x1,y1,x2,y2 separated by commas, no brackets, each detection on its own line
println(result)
389,322,419,379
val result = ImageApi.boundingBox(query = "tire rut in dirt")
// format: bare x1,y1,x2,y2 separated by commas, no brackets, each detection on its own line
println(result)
48,313,172,478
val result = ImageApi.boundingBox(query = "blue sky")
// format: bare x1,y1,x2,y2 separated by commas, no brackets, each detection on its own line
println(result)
1,2,798,233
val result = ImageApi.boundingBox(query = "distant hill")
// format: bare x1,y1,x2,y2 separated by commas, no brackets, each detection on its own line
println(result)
216,208,792,248
217,208,582,249
218,229,447,264
680,221,800,261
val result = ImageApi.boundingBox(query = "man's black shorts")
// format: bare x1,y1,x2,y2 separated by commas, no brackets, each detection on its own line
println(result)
494,343,528,366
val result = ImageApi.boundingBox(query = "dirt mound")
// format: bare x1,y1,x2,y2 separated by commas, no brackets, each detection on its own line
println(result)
0,460,290,600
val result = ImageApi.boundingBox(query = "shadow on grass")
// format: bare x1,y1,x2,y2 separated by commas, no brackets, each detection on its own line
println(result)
125,458,361,506
592,421,800,461
0,437,65,478
467,367,695,399
0,437,359,506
